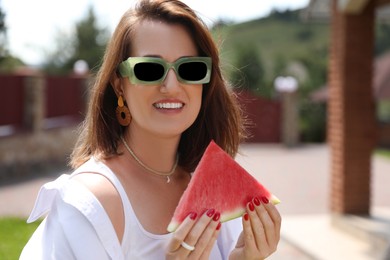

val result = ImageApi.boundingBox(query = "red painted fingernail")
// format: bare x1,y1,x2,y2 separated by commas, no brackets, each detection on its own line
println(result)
243,213,249,221
189,212,197,220
248,202,255,211
206,209,215,217
216,222,222,230
213,212,221,221
253,197,261,206
262,197,269,204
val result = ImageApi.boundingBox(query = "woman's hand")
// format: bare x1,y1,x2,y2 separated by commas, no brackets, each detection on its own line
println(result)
166,209,222,260
229,197,282,260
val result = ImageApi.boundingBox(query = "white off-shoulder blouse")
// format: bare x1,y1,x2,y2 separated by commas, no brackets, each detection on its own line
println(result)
20,157,241,260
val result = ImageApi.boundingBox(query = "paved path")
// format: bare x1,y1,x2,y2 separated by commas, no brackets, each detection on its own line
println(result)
236,144,390,259
1,144,390,259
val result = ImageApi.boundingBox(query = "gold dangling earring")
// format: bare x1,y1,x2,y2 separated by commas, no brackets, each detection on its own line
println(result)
116,95,131,126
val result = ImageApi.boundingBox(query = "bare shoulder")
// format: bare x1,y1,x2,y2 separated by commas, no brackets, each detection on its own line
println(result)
72,173,124,242
72,173,119,200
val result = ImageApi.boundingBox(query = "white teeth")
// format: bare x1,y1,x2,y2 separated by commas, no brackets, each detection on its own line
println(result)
154,103,183,109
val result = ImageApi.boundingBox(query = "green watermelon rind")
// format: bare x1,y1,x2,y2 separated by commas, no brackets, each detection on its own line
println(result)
167,141,281,233
220,193,280,223
167,194,280,232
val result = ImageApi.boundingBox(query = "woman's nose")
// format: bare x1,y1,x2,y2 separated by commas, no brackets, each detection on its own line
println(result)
161,69,181,92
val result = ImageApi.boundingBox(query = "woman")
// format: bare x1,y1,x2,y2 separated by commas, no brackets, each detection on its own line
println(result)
21,0,281,259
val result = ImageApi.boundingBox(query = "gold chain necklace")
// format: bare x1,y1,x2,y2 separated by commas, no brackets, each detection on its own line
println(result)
121,136,178,183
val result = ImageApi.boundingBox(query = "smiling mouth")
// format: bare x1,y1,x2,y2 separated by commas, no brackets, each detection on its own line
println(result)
153,102,184,109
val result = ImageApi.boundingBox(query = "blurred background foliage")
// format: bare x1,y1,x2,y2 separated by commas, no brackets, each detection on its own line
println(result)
212,9,390,142
1,6,390,143
0,6,24,72
213,9,330,142
41,6,109,75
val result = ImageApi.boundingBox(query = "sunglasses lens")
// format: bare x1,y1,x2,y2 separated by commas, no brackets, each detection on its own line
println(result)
178,62,208,81
134,62,165,81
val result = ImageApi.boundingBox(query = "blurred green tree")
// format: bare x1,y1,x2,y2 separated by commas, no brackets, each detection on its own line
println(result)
293,47,328,142
43,6,109,75
0,6,6,57
230,45,269,96
0,6,24,72
66,6,109,72
375,23,390,55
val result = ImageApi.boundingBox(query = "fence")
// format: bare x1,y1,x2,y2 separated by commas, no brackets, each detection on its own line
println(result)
236,91,281,143
0,74,88,135
0,73,89,181
0,75,25,134
0,74,282,181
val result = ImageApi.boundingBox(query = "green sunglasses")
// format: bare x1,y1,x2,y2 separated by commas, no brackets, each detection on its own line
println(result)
118,56,212,85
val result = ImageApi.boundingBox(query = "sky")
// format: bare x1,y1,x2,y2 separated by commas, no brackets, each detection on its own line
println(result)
1,0,309,66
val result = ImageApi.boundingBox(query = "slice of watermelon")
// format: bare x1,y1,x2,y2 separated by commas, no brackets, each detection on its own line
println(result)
167,140,280,232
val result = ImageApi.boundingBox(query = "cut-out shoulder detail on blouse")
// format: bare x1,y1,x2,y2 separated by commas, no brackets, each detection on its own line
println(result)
22,157,241,259
73,173,125,243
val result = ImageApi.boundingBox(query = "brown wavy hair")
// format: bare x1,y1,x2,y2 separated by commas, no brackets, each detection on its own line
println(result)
70,0,246,172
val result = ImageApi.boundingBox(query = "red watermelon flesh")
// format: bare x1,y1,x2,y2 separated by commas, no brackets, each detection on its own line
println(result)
167,140,280,232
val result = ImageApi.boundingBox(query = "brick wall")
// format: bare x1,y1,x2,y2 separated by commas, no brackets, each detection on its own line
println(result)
328,0,376,214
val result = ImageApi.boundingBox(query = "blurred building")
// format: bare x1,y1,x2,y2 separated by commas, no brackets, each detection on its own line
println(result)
311,51,390,102
302,0,390,23
304,0,390,231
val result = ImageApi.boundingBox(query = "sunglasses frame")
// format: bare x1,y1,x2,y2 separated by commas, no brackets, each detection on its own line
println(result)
118,56,212,85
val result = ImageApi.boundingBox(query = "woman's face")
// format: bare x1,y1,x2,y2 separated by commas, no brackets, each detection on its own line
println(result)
122,20,203,139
